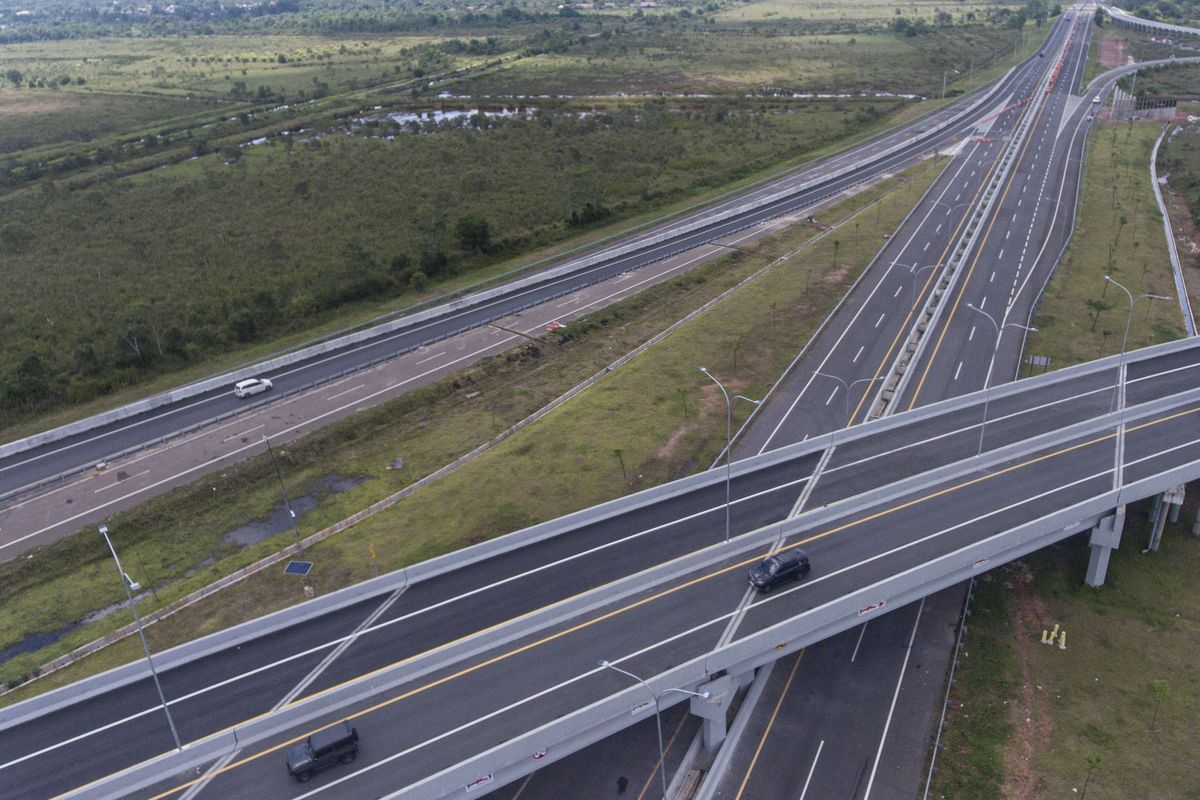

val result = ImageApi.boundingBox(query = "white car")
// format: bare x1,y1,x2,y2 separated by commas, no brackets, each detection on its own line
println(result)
233,377,273,398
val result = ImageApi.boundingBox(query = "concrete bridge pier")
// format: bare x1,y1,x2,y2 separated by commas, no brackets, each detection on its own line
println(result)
1086,507,1125,587
1147,485,1185,552
692,674,735,753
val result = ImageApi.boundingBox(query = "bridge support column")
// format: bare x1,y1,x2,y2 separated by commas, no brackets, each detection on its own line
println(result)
692,674,734,754
1147,485,1185,552
1086,507,1125,587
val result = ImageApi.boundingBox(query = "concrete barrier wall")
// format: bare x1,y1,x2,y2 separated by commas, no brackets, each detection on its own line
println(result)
48,384,1200,799
6,331,1194,727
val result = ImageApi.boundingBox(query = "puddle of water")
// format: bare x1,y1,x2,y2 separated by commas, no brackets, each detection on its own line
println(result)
0,596,148,668
1,474,368,670
221,474,367,548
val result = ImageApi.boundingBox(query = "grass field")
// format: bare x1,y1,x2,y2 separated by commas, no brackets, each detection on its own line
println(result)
929,512,1200,800
1022,121,1185,371
0,154,947,699
0,95,905,429
928,117,1197,799
446,25,1028,98
0,34,449,99
715,0,1026,24
1159,122,1200,255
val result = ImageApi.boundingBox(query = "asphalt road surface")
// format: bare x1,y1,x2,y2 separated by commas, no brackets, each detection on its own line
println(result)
0,45,1056,556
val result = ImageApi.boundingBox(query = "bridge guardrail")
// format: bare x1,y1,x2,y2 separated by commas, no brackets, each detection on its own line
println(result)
7,332,1195,729
49,384,1200,799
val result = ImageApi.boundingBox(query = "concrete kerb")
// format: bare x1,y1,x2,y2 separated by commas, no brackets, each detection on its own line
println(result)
0,69,1013,465
47,386,1200,800
1151,123,1196,335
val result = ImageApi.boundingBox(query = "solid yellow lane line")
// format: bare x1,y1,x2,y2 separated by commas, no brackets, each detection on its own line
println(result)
733,650,805,800
907,55,1060,408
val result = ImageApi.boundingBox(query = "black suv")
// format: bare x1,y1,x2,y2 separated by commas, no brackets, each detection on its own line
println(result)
286,721,359,782
748,548,811,592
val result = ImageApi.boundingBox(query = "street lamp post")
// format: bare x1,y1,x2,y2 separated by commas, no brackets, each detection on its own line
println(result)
906,262,939,310
965,304,1038,457
98,523,182,751
699,368,760,542
263,434,303,555
598,660,711,800
1103,275,1171,413
813,371,883,425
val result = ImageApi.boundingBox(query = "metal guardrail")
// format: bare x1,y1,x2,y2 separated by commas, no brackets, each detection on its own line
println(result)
1151,124,1197,335
54,382,1200,800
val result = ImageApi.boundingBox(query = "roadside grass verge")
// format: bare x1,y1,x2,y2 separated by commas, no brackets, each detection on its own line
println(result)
0,154,947,702
1022,121,1185,373
1022,512,1200,799
929,114,1195,799
930,513,1200,800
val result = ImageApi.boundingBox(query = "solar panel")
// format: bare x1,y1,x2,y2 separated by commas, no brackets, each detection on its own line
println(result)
283,561,313,576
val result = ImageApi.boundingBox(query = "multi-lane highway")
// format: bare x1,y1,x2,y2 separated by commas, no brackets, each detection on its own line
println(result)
42,342,1200,800
0,44,1059,524
5,6,1198,800
6,330,1200,799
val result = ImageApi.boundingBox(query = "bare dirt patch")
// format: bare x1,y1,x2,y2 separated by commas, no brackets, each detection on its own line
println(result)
1098,36,1130,69
1000,561,1053,800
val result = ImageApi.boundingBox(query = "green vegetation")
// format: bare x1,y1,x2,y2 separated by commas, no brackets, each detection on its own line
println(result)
0,155,946,700
927,570,1018,798
1023,121,1185,372
717,0,1033,26
445,25,1028,98
0,96,900,426
0,4,1049,432
931,515,1200,800
1101,0,1200,27
1125,63,1200,103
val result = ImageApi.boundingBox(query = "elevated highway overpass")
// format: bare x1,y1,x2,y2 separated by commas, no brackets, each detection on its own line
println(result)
5,335,1200,800
1102,3,1200,37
